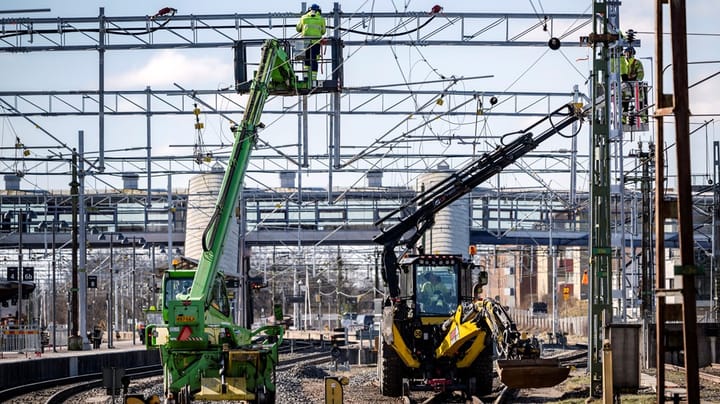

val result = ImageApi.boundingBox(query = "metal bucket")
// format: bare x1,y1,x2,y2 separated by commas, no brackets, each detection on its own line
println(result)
496,358,570,389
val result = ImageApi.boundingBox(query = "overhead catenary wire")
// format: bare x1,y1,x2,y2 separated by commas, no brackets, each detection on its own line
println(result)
0,1,656,204
1,4,518,189
500,2,592,94
0,7,437,40
339,2,589,194
370,4,472,178
3,4,444,182
0,100,124,195
223,2,450,151
528,0,548,30
340,81,473,168
256,2,461,201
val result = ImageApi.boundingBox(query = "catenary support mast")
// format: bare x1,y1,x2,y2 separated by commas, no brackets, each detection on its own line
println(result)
588,0,617,396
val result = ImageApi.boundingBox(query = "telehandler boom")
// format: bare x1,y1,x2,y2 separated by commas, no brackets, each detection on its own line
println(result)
146,39,302,404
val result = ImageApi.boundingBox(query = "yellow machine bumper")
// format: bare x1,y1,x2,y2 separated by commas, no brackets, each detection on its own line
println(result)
391,323,421,368
194,377,254,401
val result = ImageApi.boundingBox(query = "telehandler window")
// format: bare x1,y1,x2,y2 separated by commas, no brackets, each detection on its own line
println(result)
209,277,231,317
416,265,457,315
164,277,193,308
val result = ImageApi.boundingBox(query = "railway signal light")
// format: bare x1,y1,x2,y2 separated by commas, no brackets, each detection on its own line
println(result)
248,276,267,290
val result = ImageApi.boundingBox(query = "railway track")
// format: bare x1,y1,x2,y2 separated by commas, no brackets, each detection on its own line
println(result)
666,363,720,384
0,340,331,403
0,364,162,404
491,345,589,404
46,365,163,404
4,341,589,403
550,344,589,368
391,346,591,404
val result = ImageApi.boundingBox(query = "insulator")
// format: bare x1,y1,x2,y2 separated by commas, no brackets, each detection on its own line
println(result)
625,29,636,43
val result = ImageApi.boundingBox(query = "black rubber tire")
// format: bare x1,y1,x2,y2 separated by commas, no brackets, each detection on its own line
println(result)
255,386,267,404
251,382,276,403
378,338,403,397
253,368,277,404
178,385,192,404
468,345,494,397
264,370,277,404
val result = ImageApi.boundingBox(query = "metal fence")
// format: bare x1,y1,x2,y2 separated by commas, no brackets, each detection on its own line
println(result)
45,325,69,348
0,326,43,355
508,308,588,338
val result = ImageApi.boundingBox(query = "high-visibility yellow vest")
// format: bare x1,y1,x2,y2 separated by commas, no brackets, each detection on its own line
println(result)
296,11,326,38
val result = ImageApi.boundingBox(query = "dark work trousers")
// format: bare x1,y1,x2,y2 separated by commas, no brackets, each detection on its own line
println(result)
304,41,321,76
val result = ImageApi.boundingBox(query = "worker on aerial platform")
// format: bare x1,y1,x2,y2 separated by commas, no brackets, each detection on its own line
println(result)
621,46,644,82
296,3,326,82
620,46,647,124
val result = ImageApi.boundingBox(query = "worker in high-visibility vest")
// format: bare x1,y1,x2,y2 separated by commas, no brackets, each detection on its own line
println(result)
620,46,647,124
296,4,326,81
620,47,644,82
420,272,449,311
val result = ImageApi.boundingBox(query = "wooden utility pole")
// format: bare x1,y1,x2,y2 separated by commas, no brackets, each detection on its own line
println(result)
669,1,700,401
655,1,701,401
653,0,667,400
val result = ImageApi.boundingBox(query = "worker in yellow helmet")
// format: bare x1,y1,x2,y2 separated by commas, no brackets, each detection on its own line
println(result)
296,4,326,81
620,47,647,124
620,47,644,82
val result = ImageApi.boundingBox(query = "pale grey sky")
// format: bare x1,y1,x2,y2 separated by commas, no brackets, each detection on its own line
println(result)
0,1,717,193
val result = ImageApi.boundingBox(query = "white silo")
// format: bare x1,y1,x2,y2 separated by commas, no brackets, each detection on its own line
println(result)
185,165,240,275
416,162,471,258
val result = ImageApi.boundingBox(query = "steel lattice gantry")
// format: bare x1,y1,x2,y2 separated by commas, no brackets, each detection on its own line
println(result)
0,1,602,363
0,4,592,185
0,9,591,51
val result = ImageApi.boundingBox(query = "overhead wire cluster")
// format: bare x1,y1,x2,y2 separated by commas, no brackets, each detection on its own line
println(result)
1,4,477,189
0,109,27,177
0,7,178,41
192,103,212,165
330,3,473,186
1,3,592,196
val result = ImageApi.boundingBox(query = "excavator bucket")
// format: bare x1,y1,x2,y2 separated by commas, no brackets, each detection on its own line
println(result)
496,358,570,389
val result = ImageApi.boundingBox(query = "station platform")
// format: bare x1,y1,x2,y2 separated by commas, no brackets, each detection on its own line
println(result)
0,335,145,363
0,336,159,391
